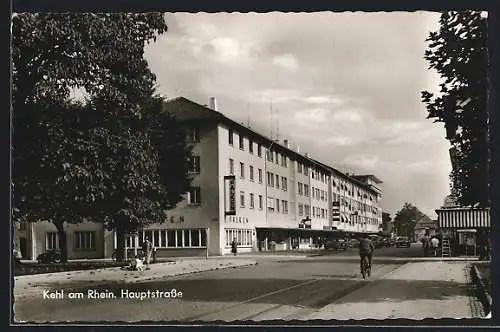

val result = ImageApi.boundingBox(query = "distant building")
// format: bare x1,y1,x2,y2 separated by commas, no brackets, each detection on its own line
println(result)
413,216,439,242
15,96,384,259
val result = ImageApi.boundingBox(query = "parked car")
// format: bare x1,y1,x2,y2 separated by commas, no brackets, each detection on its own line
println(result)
324,239,348,251
37,249,62,264
348,238,360,248
395,236,411,248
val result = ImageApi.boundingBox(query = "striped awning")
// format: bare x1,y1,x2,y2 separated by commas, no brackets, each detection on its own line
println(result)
436,208,490,228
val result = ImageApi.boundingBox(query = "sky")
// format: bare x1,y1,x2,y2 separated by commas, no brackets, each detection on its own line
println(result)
143,12,452,219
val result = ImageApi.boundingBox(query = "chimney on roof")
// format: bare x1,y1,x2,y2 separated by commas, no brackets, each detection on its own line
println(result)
209,97,217,111
284,139,289,148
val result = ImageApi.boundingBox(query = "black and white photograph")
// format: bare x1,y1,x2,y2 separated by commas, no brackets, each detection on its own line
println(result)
11,9,492,324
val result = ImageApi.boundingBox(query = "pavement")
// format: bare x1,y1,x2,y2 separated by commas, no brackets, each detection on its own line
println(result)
13,245,488,322
14,258,257,300
301,261,485,320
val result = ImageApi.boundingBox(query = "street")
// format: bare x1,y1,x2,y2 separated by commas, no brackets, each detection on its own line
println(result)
14,244,434,322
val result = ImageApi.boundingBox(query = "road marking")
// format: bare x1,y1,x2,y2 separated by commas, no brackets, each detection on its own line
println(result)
184,278,322,321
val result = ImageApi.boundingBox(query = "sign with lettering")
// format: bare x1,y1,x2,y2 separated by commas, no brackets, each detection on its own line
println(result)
224,176,236,215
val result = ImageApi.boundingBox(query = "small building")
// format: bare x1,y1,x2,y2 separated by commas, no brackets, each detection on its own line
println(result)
413,216,439,242
435,195,490,257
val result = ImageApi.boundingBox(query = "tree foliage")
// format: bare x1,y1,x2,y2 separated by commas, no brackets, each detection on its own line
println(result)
12,13,191,261
393,203,427,238
421,11,489,207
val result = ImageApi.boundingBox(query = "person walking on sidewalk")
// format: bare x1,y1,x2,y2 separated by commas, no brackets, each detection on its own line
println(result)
231,238,238,256
358,234,375,275
430,236,440,256
142,236,153,267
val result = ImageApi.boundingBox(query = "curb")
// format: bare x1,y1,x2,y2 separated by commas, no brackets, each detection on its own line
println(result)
14,261,257,300
470,265,492,317
122,262,258,284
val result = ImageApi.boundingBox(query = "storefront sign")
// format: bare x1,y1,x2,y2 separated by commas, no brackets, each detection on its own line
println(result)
224,176,236,215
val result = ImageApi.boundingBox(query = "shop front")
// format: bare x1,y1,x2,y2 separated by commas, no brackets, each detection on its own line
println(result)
436,207,490,257
256,227,343,251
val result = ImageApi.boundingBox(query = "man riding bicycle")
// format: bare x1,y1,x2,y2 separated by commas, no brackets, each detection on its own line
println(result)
358,234,375,275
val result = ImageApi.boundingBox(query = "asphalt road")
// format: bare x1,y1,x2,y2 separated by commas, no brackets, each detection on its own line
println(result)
14,244,424,322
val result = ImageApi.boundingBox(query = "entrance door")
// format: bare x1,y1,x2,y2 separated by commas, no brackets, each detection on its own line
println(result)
19,237,27,259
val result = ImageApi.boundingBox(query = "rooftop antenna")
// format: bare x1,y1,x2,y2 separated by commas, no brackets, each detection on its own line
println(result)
270,100,273,140
276,108,280,142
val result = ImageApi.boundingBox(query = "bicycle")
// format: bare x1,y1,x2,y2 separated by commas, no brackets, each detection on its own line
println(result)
361,255,371,279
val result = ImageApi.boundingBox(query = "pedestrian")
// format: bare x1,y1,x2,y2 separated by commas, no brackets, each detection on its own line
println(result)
152,246,157,263
231,238,238,256
430,236,440,256
422,235,430,257
142,236,153,267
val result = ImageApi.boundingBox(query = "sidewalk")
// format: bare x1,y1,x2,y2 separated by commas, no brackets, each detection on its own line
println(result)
302,261,485,320
14,258,257,299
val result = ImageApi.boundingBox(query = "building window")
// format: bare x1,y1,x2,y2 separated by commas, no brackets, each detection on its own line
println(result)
275,151,279,165
304,204,310,217
45,232,59,250
239,134,244,150
250,193,255,209
282,177,287,191
225,229,253,248
267,150,274,162
304,185,310,197
249,165,254,181
275,174,280,189
258,144,262,157
74,231,96,250
312,186,315,199
188,156,201,173
188,127,200,142
240,162,245,179
321,209,325,219
281,155,287,167
188,187,201,205
267,172,274,187
298,204,304,216
229,129,234,145
258,169,263,183
240,191,245,207
304,166,309,176
267,197,275,212
282,200,288,214
249,140,254,154
259,195,263,210
276,198,280,212
297,162,302,174
298,182,303,195
229,158,234,175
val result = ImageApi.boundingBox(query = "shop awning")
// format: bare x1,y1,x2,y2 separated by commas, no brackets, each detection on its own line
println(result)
436,208,490,228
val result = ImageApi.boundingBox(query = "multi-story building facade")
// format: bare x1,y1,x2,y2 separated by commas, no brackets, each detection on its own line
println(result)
15,96,384,259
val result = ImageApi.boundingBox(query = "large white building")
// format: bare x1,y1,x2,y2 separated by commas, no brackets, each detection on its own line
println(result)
14,96,384,259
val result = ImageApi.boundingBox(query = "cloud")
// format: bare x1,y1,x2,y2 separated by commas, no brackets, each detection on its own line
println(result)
272,53,299,71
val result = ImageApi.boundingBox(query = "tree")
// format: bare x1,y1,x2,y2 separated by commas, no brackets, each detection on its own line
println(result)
12,13,191,262
421,11,489,207
393,203,426,238
382,212,392,233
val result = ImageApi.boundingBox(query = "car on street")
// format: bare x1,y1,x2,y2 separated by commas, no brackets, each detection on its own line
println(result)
395,236,411,248
348,238,360,248
324,239,348,251
37,249,62,264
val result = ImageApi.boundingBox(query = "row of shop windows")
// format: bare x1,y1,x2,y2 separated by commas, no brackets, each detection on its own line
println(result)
46,231,96,250
115,229,208,249
225,228,253,247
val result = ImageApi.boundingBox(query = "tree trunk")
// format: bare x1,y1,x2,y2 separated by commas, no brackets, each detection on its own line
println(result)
55,222,68,263
116,227,126,262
